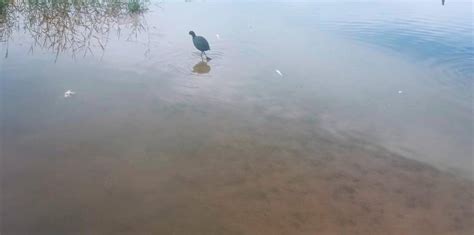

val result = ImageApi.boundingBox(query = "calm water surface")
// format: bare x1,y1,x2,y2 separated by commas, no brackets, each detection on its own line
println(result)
1,1,473,234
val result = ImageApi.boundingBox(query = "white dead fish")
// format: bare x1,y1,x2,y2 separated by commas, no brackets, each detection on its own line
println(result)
275,69,283,76
64,90,76,98
216,34,220,39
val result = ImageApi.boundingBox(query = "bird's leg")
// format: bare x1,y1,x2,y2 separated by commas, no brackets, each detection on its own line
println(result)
204,52,211,61
200,51,204,60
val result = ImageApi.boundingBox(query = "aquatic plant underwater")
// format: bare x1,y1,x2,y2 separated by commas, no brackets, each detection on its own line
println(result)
0,0,150,59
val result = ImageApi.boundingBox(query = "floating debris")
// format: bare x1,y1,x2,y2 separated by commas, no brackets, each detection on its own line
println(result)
398,90,403,94
64,90,76,98
216,34,220,39
275,69,283,76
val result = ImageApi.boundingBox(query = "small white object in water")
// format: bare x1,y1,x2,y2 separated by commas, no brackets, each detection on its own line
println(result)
275,69,283,76
398,90,403,94
64,90,76,98
216,34,220,39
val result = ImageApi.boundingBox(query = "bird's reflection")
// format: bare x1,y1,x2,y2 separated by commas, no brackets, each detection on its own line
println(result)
0,0,150,61
192,61,211,74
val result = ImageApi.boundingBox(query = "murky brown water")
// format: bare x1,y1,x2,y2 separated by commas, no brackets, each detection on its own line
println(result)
1,1,473,234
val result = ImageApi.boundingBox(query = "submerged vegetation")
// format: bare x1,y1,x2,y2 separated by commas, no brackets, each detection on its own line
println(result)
0,0,148,14
0,0,150,59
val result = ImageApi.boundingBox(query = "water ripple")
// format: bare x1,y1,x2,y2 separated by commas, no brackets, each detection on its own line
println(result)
314,3,473,81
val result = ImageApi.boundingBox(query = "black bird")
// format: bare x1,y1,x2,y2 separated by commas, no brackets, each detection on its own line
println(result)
189,31,211,61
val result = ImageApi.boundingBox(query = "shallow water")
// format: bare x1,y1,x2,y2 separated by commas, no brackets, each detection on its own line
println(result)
1,1,473,234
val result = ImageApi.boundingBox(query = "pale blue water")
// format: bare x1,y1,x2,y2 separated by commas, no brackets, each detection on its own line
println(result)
266,1,473,86
1,0,472,179
316,1,473,82
1,0,472,176
1,1,473,233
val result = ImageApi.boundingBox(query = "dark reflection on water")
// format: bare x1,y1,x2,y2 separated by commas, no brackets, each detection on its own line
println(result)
193,61,210,74
1,1,473,235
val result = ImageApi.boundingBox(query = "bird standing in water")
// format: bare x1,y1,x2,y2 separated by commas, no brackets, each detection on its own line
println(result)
189,31,211,61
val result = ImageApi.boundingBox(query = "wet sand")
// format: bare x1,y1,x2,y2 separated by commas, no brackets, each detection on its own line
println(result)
2,111,473,235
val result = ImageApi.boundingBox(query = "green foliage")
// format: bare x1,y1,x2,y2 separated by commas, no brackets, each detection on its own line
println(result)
127,0,146,14
0,0,7,11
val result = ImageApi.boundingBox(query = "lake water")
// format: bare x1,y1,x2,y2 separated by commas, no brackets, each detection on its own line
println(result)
1,1,473,234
